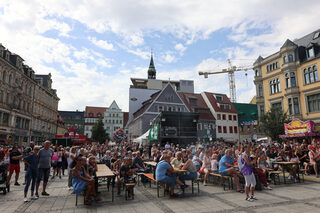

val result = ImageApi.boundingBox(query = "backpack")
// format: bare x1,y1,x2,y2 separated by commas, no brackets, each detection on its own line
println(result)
237,153,245,172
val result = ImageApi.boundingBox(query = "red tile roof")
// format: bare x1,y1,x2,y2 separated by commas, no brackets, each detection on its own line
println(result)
178,92,215,120
202,92,237,113
85,106,107,118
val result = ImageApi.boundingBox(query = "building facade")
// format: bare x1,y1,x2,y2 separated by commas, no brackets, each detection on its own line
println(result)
201,92,239,142
128,83,190,141
178,92,216,142
254,29,320,123
128,53,195,123
59,110,85,135
84,106,106,138
104,101,124,138
0,44,59,145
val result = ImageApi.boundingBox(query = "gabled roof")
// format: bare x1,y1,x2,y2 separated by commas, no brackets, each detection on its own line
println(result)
178,92,215,120
132,91,161,118
293,28,320,47
202,92,237,113
253,56,264,65
85,106,107,118
109,100,120,110
281,39,297,48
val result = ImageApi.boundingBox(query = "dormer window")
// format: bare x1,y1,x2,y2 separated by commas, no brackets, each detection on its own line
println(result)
215,95,223,101
97,113,101,117
313,31,320,39
307,47,314,58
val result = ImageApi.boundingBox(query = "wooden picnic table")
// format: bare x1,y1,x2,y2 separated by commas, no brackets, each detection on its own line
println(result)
144,161,157,167
96,164,116,202
274,161,299,184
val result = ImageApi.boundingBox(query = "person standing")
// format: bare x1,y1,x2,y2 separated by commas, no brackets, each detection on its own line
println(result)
241,146,257,202
7,146,23,186
23,146,40,202
35,141,54,197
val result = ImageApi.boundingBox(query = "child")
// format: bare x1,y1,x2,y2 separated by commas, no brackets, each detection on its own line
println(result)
23,146,40,202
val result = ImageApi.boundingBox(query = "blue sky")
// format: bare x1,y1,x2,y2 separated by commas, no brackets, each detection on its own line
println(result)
1,0,320,111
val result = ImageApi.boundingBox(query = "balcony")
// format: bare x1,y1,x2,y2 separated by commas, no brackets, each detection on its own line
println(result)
285,86,299,96
281,62,296,71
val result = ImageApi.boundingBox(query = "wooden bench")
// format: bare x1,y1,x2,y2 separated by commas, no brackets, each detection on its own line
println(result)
142,173,166,197
269,170,281,185
209,173,233,191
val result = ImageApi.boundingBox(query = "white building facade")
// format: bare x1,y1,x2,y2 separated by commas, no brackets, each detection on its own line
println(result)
103,101,124,138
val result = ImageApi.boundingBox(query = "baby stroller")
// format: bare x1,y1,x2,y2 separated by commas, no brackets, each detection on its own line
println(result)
0,162,10,194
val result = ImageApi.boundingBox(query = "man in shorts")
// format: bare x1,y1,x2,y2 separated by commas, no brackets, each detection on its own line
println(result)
35,141,53,197
7,146,23,185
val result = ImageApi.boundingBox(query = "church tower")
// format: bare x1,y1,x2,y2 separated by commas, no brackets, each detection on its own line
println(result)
147,51,156,79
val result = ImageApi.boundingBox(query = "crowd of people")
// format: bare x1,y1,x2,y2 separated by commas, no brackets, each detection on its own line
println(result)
0,138,320,204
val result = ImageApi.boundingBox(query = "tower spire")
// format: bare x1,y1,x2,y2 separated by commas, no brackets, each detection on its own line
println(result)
148,49,156,79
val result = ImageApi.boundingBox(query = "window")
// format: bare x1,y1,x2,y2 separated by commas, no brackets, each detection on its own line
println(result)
223,126,227,133
216,95,223,101
197,123,202,131
189,98,198,105
271,102,282,111
228,115,232,121
260,105,265,115
2,71,6,82
314,31,320,39
218,126,222,133
304,65,318,85
15,117,21,128
255,70,259,77
8,75,12,85
258,84,263,97
229,126,233,133
307,93,320,113
233,115,237,121
2,113,9,126
168,106,172,111
234,126,238,134
288,98,293,115
217,114,221,120
283,56,287,64
270,78,280,94
307,47,314,58
293,97,300,114
285,72,296,88
222,114,226,120
0,90,2,102
89,113,93,117
220,104,231,110
159,106,163,112
288,54,294,62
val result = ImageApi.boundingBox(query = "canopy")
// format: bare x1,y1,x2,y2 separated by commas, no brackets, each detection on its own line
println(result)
133,130,149,146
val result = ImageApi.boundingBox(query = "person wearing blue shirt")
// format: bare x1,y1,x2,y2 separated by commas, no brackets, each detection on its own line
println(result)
23,146,40,202
219,149,243,193
155,155,185,197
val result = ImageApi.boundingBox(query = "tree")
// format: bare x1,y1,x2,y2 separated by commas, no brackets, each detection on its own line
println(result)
91,118,109,144
260,107,290,141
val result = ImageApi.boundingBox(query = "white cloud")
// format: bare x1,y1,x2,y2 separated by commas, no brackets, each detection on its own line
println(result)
88,36,115,51
127,48,150,60
162,52,176,63
174,43,186,56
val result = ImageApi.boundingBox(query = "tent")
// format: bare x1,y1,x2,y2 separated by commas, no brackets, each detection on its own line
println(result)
257,137,268,142
133,130,149,146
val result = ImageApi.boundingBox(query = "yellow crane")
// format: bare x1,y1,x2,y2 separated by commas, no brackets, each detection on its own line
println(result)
198,59,253,103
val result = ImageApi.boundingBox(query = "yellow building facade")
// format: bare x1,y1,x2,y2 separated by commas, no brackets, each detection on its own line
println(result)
254,29,320,123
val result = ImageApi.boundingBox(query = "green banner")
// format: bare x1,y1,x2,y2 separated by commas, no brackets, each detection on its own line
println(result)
148,124,159,141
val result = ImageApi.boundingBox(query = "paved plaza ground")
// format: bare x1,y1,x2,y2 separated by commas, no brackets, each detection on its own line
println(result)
1,169,320,213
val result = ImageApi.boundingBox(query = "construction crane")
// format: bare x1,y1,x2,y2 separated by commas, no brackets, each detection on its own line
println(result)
198,59,253,103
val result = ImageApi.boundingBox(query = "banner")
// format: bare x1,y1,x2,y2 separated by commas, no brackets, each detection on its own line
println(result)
284,119,313,135
148,124,159,141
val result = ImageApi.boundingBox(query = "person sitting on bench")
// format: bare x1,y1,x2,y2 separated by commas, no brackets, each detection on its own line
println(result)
117,158,136,196
155,155,186,197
